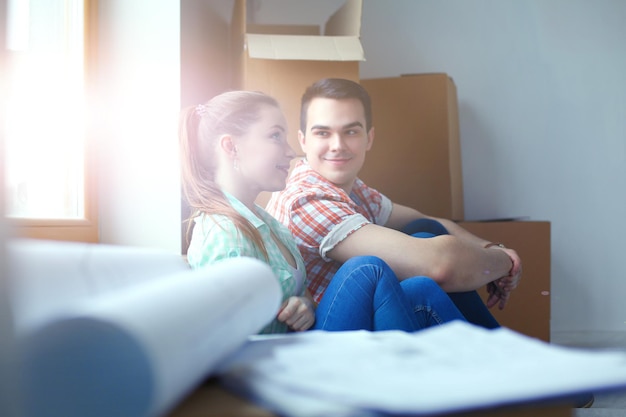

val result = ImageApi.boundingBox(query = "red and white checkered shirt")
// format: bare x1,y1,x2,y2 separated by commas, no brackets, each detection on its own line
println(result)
266,159,393,303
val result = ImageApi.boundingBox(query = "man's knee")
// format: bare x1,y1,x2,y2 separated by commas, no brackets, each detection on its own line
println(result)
400,275,441,293
401,218,449,236
344,255,387,270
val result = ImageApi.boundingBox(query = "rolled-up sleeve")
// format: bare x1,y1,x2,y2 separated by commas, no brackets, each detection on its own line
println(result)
289,194,371,262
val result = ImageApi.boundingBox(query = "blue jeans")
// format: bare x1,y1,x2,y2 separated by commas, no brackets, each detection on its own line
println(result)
401,218,500,329
313,256,466,331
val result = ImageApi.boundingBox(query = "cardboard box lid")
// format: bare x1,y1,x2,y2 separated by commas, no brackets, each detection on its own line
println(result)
245,34,364,61
241,0,365,62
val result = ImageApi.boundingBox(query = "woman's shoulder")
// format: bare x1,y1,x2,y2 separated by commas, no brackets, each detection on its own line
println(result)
255,206,282,226
194,212,237,232
190,213,244,250
187,213,256,268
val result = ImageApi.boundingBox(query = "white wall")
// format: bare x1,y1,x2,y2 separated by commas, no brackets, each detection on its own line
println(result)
358,0,626,333
95,0,181,253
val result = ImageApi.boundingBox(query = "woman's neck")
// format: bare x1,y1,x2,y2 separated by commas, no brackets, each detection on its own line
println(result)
215,175,258,211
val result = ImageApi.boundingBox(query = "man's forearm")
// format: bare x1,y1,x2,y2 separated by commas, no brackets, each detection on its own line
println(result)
330,225,513,292
412,234,513,292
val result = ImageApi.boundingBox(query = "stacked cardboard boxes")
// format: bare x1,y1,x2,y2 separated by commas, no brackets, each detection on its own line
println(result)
360,74,551,342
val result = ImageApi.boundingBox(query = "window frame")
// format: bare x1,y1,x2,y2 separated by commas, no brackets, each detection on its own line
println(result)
7,0,99,243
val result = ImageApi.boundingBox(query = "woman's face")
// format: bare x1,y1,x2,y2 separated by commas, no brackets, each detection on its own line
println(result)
234,104,295,193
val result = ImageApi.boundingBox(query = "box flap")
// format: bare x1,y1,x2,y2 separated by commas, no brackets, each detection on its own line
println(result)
246,34,364,61
325,0,362,36
247,24,320,36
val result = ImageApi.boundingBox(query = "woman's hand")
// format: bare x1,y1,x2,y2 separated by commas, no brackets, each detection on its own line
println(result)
277,296,316,331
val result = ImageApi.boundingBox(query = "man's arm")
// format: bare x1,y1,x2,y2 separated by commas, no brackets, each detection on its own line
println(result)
385,202,489,245
385,202,523,301
328,222,513,293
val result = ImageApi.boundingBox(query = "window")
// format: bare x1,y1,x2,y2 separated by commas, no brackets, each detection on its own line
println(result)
4,0,97,242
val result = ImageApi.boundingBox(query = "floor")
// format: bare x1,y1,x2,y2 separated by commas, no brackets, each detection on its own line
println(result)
550,331,626,417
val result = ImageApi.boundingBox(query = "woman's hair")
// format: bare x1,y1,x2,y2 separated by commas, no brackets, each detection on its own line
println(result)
179,90,280,259
300,78,373,133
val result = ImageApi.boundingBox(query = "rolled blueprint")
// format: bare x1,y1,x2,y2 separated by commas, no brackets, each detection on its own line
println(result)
9,239,281,417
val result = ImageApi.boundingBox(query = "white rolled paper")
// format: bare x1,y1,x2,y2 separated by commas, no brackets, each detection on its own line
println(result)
9,240,281,417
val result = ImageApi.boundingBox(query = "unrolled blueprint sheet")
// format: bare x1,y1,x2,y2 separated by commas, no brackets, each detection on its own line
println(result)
218,321,626,417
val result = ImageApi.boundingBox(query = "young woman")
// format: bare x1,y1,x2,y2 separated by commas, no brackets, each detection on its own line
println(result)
179,90,466,334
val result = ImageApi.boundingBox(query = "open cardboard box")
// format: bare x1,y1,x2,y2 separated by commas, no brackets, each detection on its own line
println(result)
231,0,365,159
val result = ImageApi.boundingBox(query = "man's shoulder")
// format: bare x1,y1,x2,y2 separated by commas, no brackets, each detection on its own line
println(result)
281,178,343,206
288,160,325,186
353,176,379,195
266,181,343,225
266,181,322,213
272,165,335,202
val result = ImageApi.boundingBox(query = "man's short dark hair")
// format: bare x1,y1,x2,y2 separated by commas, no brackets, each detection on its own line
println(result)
300,78,373,133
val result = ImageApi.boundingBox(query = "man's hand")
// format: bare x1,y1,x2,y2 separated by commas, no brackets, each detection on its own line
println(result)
486,279,510,310
277,296,316,331
485,247,523,310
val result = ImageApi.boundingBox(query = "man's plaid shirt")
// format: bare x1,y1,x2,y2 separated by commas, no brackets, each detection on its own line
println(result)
266,159,393,304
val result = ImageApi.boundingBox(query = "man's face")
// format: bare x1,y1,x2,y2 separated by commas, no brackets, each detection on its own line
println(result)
298,97,374,193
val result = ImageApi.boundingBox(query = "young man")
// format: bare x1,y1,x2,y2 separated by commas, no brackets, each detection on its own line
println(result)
266,78,522,328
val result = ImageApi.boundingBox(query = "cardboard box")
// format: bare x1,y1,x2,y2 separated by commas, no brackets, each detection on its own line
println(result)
231,0,365,153
359,74,464,220
458,220,552,342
